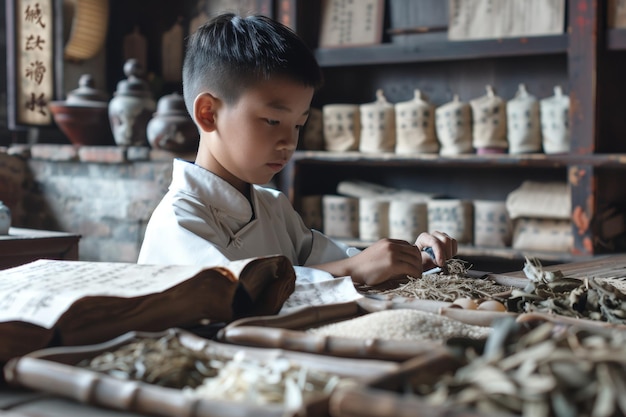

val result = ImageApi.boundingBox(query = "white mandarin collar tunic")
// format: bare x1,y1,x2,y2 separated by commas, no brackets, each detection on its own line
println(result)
138,159,352,268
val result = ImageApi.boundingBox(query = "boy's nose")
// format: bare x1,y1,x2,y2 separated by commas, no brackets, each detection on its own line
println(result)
277,131,298,151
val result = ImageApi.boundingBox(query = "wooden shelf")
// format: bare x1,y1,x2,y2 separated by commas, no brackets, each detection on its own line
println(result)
315,35,568,67
292,151,626,169
608,28,626,50
287,0,622,258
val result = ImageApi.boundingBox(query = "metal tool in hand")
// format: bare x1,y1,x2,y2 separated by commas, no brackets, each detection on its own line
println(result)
422,246,449,275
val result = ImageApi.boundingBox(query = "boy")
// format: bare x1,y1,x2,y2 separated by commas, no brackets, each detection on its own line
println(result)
138,13,457,286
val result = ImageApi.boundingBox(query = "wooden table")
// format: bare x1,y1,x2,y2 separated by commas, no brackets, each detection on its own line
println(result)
0,387,144,416
0,254,625,416
0,227,81,270
0,229,135,415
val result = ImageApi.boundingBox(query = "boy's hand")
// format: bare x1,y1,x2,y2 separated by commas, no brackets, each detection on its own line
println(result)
314,232,458,287
414,231,458,270
347,238,423,286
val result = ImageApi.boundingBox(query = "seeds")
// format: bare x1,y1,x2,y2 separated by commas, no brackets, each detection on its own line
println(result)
308,309,491,341
184,353,355,411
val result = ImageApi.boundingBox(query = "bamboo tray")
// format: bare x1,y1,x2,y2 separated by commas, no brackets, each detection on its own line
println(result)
328,313,626,417
328,350,477,417
218,297,517,362
3,328,399,417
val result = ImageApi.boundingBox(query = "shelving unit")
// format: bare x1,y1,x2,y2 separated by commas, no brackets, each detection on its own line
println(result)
277,0,626,266
314,34,569,66
607,28,626,49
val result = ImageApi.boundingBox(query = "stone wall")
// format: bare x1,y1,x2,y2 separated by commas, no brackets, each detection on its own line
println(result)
0,145,195,262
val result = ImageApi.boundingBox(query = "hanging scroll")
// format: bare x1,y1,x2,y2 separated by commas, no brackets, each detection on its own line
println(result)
609,0,626,28
448,0,565,41
319,0,384,47
6,0,62,128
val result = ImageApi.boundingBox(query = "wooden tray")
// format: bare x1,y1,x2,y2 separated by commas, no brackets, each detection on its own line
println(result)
3,328,399,417
218,298,517,362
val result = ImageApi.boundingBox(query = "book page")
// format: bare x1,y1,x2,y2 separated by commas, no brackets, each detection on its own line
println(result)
0,260,206,328
280,276,362,314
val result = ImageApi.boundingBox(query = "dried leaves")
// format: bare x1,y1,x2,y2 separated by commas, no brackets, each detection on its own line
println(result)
78,332,219,389
508,258,626,325
412,319,626,417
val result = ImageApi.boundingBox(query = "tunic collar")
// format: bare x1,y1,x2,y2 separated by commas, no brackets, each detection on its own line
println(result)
170,159,254,223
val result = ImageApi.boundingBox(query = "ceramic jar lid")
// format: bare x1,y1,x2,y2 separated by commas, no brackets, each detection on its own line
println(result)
113,58,152,98
154,92,188,116
63,74,109,107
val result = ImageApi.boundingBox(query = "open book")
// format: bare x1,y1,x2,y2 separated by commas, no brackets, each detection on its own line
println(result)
0,256,296,363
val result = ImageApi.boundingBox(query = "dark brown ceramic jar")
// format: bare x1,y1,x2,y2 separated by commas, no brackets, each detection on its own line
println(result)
147,92,198,152
48,74,115,146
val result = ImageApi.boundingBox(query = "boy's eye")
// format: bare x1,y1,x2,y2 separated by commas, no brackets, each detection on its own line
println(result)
266,119,279,126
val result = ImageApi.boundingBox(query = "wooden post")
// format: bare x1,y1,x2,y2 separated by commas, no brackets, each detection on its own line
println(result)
568,0,603,154
569,164,596,255
568,0,603,255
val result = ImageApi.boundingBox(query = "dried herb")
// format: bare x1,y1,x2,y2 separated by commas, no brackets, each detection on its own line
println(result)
78,332,219,389
410,318,626,417
508,257,626,325
360,258,512,302
79,332,355,412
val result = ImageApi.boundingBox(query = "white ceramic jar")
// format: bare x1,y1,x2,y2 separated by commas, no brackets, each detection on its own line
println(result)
540,86,571,154
470,85,507,153
359,89,396,153
507,84,541,154
394,89,438,154
322,195,359,238
435,95,473,155
359,197,390,241
322,104,360,151
427,199,474,244
473,200,512,247
388,199,428,242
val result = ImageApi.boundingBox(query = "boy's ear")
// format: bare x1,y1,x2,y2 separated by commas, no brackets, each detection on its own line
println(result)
194,93,219,132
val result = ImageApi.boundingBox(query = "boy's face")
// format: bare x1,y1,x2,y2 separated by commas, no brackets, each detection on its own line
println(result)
200,77,314,194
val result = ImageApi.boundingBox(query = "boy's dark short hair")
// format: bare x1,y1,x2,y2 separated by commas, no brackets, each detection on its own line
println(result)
182,13,323,116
